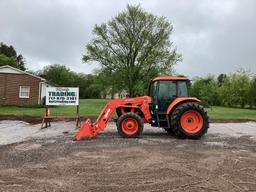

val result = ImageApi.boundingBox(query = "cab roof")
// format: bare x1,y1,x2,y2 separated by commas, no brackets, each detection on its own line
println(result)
152,76,188,81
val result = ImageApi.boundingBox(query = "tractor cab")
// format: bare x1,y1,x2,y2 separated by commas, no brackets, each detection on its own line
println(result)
149,76,189,112
148,76,190,128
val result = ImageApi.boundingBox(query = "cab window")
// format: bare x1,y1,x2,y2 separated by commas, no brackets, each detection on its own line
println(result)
158,81,176,99
150,81,158,97
177,81,188,97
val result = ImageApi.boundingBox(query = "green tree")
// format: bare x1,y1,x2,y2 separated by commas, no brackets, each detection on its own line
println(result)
0,54,19,68
218,69,252,108
217,73,227,86
218,75,233,106
95,68,124,98
83,5,181,97
40,64,75,86
39,64,102,99
74,73,101,98
248,76,256,108
190,76,220,106
230,69,251,108
0,42,26,70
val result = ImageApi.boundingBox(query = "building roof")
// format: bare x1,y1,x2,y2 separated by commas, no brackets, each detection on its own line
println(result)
0,65,45,81
152,76,188,81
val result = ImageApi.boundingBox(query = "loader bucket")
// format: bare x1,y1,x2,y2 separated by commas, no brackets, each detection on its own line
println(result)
74,119,96,140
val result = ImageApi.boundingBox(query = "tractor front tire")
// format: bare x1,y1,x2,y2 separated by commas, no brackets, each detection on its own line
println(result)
117,112,144,138
171,102,209,139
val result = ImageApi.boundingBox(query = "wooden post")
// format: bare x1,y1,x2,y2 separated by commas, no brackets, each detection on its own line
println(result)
76,86,81,128
76,104,81,128
41,105,48,128
47,106,51,127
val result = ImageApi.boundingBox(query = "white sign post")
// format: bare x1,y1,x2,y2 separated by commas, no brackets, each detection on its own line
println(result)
46,87,79,106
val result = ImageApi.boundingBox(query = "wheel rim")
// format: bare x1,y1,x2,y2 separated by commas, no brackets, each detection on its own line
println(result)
121,118,138,135
180,110,203,134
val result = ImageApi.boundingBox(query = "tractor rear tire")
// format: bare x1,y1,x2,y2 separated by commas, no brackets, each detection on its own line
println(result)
117,112,144,138
171,102,209,139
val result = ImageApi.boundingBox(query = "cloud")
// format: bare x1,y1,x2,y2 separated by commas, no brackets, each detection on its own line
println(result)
0,0,255,77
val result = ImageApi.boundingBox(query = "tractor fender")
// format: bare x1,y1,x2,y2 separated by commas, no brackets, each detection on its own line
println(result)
166,97,201,115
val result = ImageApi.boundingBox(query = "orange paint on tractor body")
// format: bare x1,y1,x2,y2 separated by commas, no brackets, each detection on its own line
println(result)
152,76,188,81
75,96,152,140
166,97,201,114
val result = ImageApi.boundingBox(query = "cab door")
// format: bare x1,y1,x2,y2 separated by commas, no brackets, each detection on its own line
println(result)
156,81,177,113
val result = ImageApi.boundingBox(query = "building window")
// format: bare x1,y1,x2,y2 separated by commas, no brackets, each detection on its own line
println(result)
19,86,30,98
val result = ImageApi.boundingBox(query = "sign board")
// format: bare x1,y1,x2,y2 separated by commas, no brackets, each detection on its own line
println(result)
46,87,79,106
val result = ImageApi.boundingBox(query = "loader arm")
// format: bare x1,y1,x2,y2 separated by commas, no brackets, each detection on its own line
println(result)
74,96,152,140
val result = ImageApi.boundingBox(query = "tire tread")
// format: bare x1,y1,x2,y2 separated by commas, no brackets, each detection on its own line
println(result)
171,102,209,139
117,112,144,138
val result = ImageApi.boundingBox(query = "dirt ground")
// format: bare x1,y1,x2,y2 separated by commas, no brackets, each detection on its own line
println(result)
0,121,256,192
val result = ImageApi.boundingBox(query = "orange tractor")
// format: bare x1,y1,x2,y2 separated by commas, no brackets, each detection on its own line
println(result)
75,76,209,140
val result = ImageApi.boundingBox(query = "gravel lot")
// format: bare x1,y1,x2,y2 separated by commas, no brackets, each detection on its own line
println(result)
0,121,256,191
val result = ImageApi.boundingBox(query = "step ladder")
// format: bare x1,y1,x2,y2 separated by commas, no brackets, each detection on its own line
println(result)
156,112,170,128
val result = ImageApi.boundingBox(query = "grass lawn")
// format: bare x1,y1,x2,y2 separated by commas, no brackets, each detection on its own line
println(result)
0,99,256,120
0,99,108,117
206,106,256,120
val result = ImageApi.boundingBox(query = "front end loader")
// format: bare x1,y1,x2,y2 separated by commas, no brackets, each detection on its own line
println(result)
74,76,209,140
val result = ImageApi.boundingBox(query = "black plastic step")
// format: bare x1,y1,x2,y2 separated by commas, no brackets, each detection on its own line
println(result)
158,121,169,128
158,119,168,122
157,112,167,115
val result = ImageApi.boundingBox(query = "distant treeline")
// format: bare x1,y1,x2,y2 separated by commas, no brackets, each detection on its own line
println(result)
190,70,256,108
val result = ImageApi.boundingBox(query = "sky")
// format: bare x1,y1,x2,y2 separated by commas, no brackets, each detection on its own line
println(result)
0,0,256,78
